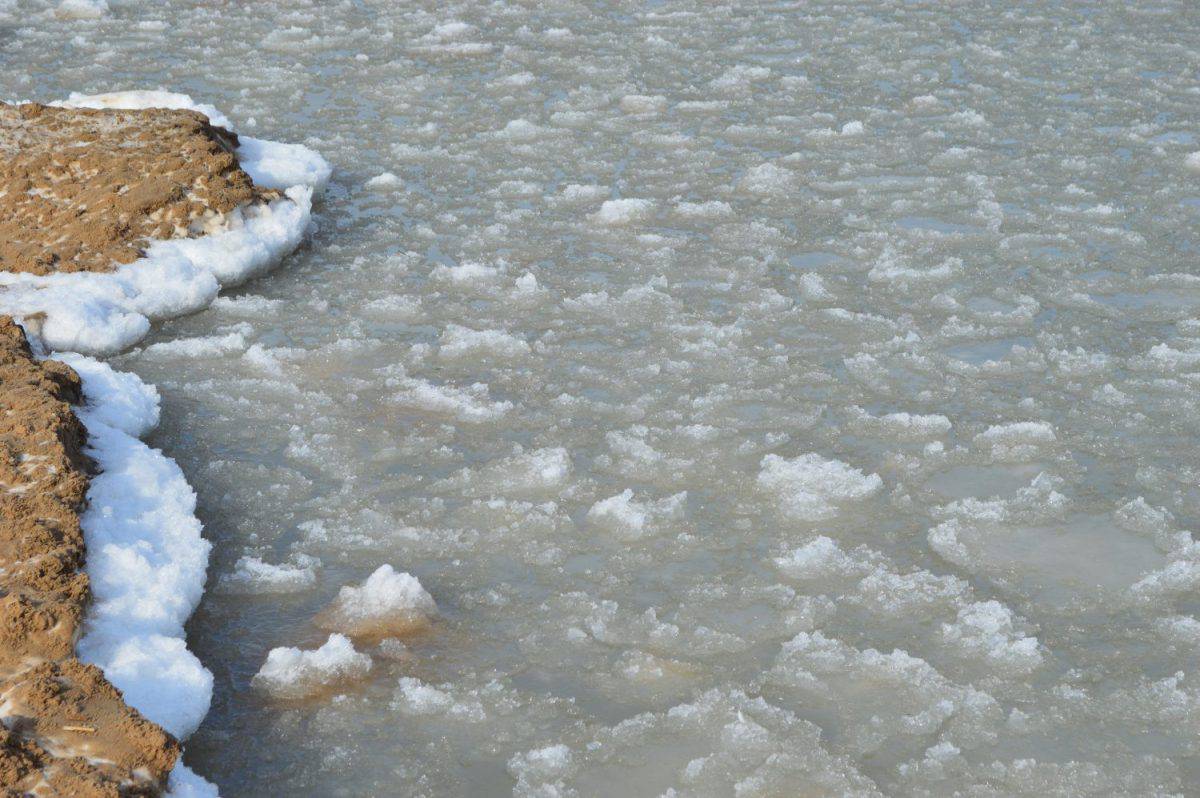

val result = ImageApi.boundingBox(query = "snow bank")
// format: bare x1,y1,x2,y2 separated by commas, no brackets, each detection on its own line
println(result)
317,565,437,640
252,634,372,699
0,91,330,356
61,353,215,791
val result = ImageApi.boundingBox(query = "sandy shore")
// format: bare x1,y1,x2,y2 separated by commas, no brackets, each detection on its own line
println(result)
0,100,324,795
0,317,177,795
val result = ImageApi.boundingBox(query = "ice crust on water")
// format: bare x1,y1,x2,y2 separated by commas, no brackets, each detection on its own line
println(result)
54,0,106,19
216,554,319,594
317,564,436,639
252,634,372,699
25,2,1200,794
0,91,329,356
757,453,882,521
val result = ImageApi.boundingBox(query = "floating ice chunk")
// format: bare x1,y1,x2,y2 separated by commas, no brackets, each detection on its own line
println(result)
217,555,319,594
757,454,882,521
388,374,513,422
841,120,865,136
444,447,574,500
619,94,666,115
439,324,531,360
593,198,654,226
848,407,952,440
55,0,106,19
1186,152,1200,171
974,421,1056,461
424,20,473,40
211,294,283,315
586,489,687,540
235,136,331,193
774,536,865,580
710,64,772,90
560,184,609,202
674,200,733,219
498,118,542,141
252,634,371,699
509,744,573,794
739,162,796,195
392,678,487,721
142,332,246,359
365,171,402,190
430,260,503,285
317,565,436,640
797,272,835,302
942,601,1042,674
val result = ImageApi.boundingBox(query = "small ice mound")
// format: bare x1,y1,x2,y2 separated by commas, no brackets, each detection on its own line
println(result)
498,118,542,141
55,0,106,18
941,601,1043,675
757,454,882,521
1186,152,1200,172
216,554,319,595
316,565,436,641
252,634,371,700
365,171,402,190
592,198,654,226
673,199,733,220
738,162,796,195
586,489,686,540
438,324,531,360
973,421,1056,462
774,536,865,580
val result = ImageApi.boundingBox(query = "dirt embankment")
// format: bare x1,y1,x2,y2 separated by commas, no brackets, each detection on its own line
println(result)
0,102,272,795
0,318,177,795
0,101,275,275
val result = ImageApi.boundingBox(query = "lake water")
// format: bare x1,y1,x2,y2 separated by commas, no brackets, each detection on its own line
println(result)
5,0,1200,795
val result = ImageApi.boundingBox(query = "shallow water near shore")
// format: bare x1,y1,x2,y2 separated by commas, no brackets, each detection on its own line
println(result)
7,0,1200,795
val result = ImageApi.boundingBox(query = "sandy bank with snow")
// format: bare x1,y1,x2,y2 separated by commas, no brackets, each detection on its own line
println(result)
0,93,328,796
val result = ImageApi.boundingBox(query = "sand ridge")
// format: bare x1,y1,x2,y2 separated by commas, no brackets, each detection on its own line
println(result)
0,317,178,795
0,102,276,275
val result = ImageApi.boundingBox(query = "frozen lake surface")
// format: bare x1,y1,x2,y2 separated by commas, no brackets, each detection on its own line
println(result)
6,1,1200,795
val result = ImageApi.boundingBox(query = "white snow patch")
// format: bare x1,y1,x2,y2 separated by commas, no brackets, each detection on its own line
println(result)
61,355,212,741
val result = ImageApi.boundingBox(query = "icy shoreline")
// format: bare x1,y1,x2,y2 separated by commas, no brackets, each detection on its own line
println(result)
3,91,329,795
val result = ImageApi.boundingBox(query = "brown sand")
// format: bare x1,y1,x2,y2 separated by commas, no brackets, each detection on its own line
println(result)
0,101,279,795
0,101,275,275
0,318,178,795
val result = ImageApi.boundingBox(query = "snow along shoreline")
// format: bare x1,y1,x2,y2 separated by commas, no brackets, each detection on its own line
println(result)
4,91,330,796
